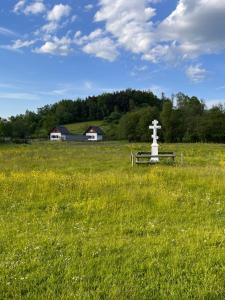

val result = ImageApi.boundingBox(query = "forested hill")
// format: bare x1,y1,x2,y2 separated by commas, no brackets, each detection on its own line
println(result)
0,89,225,143
0,89,161,139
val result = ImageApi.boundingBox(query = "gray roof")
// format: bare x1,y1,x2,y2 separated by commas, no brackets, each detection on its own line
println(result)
84,126,104,135
51,126,71,135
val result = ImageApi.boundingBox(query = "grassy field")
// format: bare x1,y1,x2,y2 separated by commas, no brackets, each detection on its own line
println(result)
0,142,225,299
65,121,108,135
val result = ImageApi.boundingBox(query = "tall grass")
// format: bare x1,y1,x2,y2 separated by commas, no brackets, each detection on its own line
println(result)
0,142,225,299
65,121,107,135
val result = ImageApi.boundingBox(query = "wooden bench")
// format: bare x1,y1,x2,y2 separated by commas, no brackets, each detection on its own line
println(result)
131,151,176,166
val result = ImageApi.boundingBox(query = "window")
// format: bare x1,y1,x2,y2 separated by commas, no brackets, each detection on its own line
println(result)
51,134,60,139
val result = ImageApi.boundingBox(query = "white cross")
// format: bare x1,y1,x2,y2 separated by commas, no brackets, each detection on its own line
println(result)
149,120,161,145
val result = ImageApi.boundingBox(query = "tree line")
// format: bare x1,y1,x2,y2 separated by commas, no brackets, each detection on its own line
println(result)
115,93,225,143
0,89,225,143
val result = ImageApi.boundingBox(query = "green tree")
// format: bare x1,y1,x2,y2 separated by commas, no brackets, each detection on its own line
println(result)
160,100,173,142
118,111,140,141
137,107,159,142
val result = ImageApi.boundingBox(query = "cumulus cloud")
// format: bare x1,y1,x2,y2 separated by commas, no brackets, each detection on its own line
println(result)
74,0,156,61
95,0,155,54
24,1,46,15
186,64,207,82
38,4,72,34
34,36,72,56
10,2,74,56
47,4,71,22
159,0,225,58
75,29,119,61
10,0,225,80
97,0,225,61
85,0,225,79
83,37,118,61
13,0,46,15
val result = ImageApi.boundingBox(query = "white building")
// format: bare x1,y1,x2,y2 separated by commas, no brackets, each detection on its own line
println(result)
50,126,71,141
84,126,104,141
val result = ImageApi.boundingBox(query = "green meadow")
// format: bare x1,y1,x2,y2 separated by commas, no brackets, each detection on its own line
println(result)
0,142,225,299
65,121,107,135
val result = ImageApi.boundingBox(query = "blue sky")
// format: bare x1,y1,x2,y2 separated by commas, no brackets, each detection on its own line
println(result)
0,0,225,118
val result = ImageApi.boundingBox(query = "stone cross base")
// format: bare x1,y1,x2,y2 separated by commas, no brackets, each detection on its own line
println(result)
150,144,159,162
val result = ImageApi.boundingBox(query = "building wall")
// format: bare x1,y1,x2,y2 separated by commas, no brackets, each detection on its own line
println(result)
50,131,103,142
86,133,103,141
50,132,62,141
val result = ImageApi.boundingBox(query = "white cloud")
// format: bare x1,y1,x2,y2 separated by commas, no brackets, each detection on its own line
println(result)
47,4,71,22
41,22,59,34
13,0,46,15
186,64,207,83
11,39,35,49
0,39,35,52
159,0,225,58
24,1,46,15
87,0,225,79
142,41,185,66
9,0,225,81
13,0,26,13
0,26,16,36
75,29,119,61
76,28,104,43
38,4,72,34
34,36,72,56
83,37,118,61
84,4,94,11
95,0,155,54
